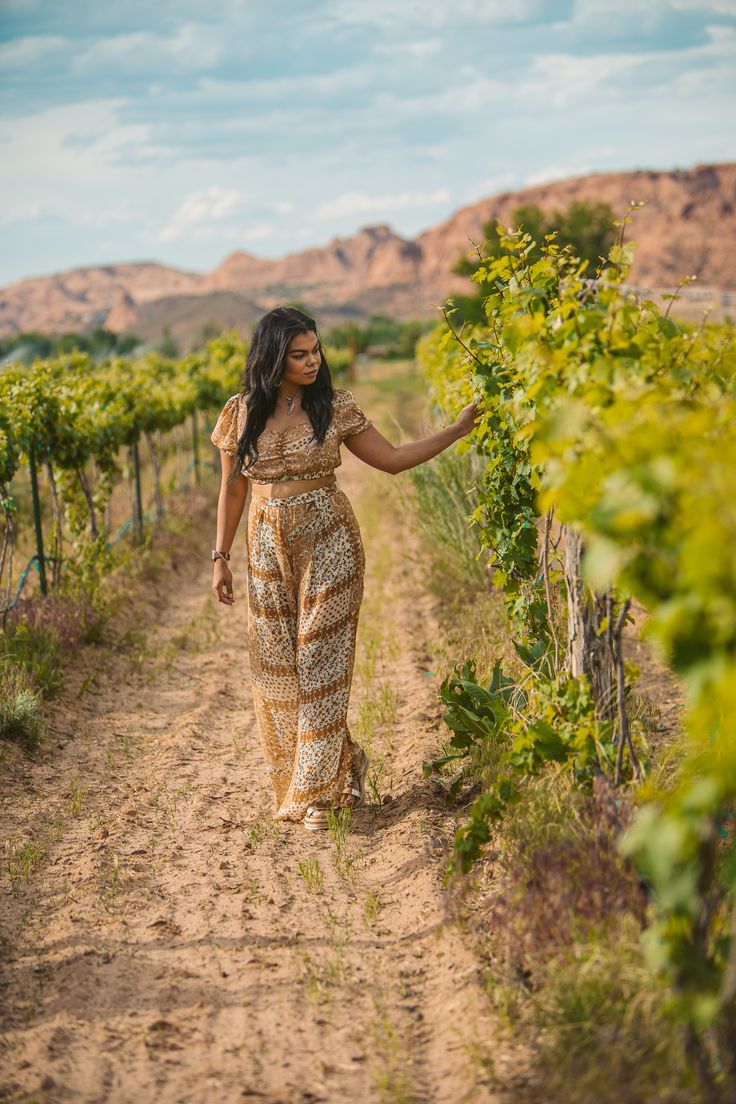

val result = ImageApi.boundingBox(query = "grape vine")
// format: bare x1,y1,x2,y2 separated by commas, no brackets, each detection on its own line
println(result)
0,331,247,613
417,207,736,1080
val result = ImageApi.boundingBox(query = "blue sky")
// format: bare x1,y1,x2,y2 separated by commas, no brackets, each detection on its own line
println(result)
1,0,734,287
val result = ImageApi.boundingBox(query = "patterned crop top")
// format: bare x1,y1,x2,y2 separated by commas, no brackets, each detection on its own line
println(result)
209,387,373,484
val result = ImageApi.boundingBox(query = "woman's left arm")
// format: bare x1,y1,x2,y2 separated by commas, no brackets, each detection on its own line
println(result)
343,401,480,474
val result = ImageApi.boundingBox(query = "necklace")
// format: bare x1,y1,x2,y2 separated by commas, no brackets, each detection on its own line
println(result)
280,387,300,415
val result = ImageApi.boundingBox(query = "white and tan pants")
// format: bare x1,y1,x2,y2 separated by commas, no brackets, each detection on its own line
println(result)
245,483,366,821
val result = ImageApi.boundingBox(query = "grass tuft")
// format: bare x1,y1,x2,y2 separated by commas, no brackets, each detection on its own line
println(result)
0,674,43,750
298,857,325,894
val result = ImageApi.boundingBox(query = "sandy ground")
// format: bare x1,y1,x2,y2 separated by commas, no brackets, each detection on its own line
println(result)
0,424,502,1103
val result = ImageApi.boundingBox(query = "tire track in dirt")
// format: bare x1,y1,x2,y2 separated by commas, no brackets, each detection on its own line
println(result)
1,402,500,1103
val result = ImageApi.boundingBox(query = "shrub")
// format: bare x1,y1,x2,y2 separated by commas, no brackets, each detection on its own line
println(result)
3,591,97,697
0,662,42,749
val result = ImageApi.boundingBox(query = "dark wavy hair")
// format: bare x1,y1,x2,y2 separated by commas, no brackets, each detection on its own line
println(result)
226,305,335,486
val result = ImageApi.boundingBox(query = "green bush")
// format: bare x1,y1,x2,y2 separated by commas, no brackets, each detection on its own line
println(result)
0,662,42,749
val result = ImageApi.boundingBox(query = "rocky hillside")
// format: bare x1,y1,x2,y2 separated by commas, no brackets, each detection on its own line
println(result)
1,162,733,347
418,162,735,291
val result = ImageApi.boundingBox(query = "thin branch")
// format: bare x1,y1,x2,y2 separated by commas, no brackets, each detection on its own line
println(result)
75,464,98,538
440,305,484,368
613,597,640,784
542,508,561,674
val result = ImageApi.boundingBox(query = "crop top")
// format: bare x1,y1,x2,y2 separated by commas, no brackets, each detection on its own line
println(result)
209,386,373,484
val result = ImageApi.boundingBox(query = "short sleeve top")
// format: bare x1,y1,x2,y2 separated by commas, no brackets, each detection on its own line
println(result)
209,386,373,484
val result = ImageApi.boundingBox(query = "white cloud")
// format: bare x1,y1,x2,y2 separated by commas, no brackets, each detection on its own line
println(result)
0,201,142,230
77,205,140,227
0,99,157,203
524,52,645,107
324,0,559,29
71,22,226,75
671,0,736,10
313,188,452,221
241,223,274,241
374,37,443,58
0,200,63,226
522,143,616,187
158,186,249,241
460,172,518,204
525,162,593,186
371,69,507,117
0,0,733,286
463,0,565,18
195,66,371,105
571,0,736,33
0,34,69,68
514,24,736,109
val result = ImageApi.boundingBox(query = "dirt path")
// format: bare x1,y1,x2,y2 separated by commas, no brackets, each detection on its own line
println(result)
1,394,500,1103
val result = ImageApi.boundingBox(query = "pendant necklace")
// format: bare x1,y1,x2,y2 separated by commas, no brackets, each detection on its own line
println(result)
282,389,299,415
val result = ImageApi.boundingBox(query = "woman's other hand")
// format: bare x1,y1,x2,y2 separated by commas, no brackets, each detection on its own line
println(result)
213,560,234,604
453,400,481,439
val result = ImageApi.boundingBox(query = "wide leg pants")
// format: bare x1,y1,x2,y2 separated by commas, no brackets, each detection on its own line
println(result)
245,483,367,821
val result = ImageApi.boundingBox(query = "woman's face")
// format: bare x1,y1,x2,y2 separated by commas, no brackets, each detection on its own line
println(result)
282,330,321,387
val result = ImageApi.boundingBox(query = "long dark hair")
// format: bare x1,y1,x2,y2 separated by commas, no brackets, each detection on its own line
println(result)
227,306,335,486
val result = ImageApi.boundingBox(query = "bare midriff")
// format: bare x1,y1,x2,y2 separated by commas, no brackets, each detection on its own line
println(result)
250,473,337,499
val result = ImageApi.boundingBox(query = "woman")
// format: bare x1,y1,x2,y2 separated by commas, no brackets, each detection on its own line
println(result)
210,306,478,831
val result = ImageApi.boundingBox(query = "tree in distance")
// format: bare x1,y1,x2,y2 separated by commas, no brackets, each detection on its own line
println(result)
0,327,142,365
450,199,617,326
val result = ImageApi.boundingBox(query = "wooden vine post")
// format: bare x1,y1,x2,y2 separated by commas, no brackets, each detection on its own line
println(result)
144,430,164,525
27,445,48,596
563,526,615,720
131,435,144,543
191,410,200,486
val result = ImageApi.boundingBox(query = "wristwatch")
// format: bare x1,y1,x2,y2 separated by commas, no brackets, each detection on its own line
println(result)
211,549,231,562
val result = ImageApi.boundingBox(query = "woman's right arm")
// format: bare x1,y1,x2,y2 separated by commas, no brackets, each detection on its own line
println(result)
212,450,249,605
343,401,479,474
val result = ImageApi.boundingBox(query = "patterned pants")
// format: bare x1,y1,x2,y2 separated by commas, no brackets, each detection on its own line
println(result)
245,483,367,821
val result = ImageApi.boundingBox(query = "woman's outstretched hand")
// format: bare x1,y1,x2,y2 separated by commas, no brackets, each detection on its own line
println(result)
213,561,234,605
453,400,481,439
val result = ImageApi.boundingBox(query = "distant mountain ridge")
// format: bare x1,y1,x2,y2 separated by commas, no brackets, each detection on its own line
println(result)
1,162,733,348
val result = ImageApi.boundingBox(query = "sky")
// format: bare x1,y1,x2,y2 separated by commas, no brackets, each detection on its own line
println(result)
1,0,735,287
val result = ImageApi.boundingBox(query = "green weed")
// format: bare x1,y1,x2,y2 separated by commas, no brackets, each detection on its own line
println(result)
368,1010,415,1104
327,804,351,851
398,446,488,602
326,805,362,887
98,850,121,906
231,731,251,757
68,775,88,817
496,932,701,1104
2,624,63,698
5,836,46,894
367,754,392,806
298,857,325,894
300,951,332,1007
0,674,42,750
364,889,382,928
